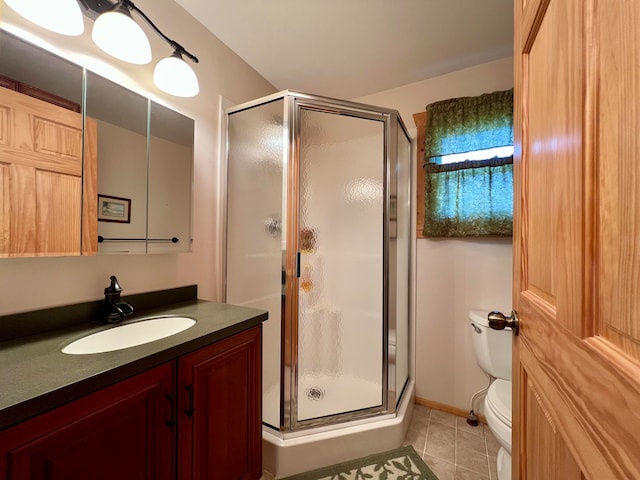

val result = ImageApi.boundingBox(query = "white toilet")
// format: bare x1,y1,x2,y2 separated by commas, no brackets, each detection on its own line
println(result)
469,310,512,480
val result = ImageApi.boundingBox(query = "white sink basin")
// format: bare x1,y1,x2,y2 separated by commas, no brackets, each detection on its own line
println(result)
62,316,196,355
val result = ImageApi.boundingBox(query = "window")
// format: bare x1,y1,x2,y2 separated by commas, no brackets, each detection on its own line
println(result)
440,146,513,164
417,89,513,238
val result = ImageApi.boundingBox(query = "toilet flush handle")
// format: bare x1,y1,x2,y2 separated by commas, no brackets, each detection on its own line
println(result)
488,310,520,336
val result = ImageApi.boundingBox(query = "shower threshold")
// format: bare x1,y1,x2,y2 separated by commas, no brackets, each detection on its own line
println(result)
262,380,415,478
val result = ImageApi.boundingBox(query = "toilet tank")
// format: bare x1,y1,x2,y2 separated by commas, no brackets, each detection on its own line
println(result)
469,310,512,380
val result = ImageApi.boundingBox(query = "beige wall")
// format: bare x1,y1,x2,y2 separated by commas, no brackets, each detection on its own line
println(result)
0,0,276,315
357,57,514,413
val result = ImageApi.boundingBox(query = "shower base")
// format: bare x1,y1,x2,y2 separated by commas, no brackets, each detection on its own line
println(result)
262,379,415,478
262,372,381,427
298,372,382,420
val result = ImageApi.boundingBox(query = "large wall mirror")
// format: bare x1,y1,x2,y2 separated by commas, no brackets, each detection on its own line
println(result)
87,72,149,255
0,30,88,257
148,102,194,254
0,30,194,257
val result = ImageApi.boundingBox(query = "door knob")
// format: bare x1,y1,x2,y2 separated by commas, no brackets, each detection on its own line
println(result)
488,310,520,336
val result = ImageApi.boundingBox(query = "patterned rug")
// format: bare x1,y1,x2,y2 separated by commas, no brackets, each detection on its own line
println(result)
280,445,438,480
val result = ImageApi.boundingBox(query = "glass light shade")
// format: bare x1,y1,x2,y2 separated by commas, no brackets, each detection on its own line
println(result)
92,8,152,64
5,0,84,36
153,53,200,97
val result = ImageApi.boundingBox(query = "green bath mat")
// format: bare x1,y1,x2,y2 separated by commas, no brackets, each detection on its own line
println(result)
280,445,438,480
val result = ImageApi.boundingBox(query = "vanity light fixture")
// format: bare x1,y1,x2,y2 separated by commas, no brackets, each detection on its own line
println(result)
4,0,85,36
91,1,152,64
87,0,200,97
153,51,199,98
6,0,200,97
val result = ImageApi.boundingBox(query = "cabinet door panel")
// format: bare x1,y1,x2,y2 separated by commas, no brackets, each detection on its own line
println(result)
35,170,81,255
0,364,175,480
179,326,262,480
0,87,87,257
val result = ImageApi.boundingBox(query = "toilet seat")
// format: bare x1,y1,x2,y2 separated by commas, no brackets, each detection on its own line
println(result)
487,379,512,427
485,379,512,455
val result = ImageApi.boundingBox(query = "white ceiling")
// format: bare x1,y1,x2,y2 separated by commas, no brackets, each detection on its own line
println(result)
175,0,514,100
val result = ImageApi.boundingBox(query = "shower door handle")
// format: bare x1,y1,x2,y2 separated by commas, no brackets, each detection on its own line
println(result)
488,310,520,336
296,252,301,278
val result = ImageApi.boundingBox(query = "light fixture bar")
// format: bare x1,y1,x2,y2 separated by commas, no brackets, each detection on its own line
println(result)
126,2,199,64
81,0,200,96
83,0,198,65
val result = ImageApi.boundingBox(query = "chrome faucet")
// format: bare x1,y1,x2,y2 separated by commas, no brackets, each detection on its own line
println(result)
104,275,134,323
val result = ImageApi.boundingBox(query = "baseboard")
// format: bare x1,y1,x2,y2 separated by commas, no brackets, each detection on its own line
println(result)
415,396,487,425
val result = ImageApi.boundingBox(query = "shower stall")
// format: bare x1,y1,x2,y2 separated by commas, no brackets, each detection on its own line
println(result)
225,91,412,473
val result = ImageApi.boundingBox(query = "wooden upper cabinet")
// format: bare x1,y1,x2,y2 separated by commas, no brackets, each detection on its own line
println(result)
0,86,97,257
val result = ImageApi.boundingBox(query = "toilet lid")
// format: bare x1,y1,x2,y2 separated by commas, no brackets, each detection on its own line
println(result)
487,379,512,427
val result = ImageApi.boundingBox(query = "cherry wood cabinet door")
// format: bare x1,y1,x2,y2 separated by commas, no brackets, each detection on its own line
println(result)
178,326,262,480
0,364,175,480
513,0,640,477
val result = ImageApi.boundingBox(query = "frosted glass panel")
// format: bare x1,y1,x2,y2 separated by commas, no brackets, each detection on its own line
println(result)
394,128,411,401
227,99,284,428
297,109,384,421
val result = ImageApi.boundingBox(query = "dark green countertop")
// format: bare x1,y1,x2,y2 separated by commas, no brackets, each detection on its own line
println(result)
0,300,268,431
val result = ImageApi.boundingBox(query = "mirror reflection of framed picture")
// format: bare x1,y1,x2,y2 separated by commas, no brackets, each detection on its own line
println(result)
98,194,131,223
389,195,397,238
390,195,397,221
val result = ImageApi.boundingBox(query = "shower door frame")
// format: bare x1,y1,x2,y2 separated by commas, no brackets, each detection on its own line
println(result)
224,90,412,434
283,93,394,431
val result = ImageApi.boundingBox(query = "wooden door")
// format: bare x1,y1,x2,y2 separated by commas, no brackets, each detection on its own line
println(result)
178,326,262,480
0,364,175,480
0,87,97,257
513,0,640,478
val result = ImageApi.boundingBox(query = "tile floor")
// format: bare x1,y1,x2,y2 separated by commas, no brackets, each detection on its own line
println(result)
403,404,501,480
262,404,502,479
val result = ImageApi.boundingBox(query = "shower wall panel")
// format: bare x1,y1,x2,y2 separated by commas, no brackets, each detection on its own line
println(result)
393,126,411,403
226,99,284,429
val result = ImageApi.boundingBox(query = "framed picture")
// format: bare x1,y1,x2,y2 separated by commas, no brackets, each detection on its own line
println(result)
98,194,131,223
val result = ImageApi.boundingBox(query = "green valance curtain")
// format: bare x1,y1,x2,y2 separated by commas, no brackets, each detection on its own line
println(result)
423,89,513,237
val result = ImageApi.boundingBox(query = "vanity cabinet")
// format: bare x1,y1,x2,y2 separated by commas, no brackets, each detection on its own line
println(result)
179,326,262,480
0,326,262,480
0,363,175,479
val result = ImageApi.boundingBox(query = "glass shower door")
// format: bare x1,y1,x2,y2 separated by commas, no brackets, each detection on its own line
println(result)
294,106,386,424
